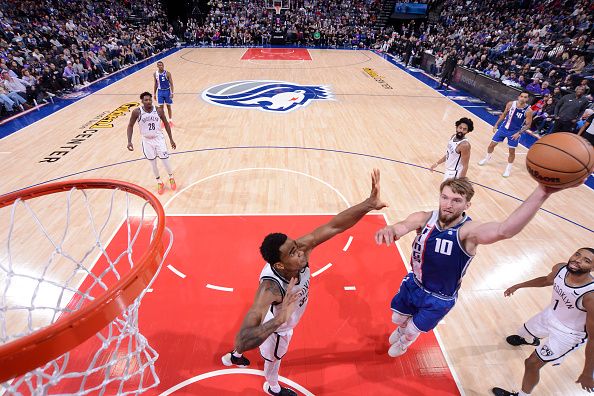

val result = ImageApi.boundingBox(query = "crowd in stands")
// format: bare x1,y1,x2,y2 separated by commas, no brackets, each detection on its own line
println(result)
184,0,384,48
2,0,593,135
382,0,593,134
0,0,176,119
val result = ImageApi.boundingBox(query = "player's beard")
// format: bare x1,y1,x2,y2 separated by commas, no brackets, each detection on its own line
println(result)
567,260,590,275
438,209,461,225
455,132,465,140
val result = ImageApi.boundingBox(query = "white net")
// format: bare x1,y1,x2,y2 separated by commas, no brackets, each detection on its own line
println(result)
0,184,172,395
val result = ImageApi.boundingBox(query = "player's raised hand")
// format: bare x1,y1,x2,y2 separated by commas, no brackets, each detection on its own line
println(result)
276,277,300,324
375,225,397,246
127,142,134,151
503,285,519,297
368,168,388,211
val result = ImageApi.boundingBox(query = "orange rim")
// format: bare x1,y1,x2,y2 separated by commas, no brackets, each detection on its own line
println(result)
0,180,166,383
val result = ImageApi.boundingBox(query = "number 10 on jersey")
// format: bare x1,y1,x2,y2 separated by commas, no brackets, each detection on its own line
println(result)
435,238,453,256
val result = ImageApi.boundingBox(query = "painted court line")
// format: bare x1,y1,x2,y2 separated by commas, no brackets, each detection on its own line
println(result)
343,236,354,251
311,263,332,277
206,284,234,292
158,368,314,396
164,167,351,210
344,286,356,291
167,264,187,279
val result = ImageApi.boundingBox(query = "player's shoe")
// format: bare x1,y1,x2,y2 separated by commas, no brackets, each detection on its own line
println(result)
263,382,297,396
506,335,540,346
388,342,408,357
169,177,177,191
491,387,518,396
157,182,165,195
221,352,250,367
502,168,511,177
478,158,489,166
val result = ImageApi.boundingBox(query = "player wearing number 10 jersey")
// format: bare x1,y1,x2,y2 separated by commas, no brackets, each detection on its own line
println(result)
127,92,177,195
373,177,580,358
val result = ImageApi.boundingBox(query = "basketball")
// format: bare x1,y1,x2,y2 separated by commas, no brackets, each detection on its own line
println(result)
526,132,594,188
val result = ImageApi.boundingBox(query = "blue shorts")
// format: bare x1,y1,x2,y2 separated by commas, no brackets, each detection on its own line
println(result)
391,273,456,332
157,89,172,105
492,127,520,148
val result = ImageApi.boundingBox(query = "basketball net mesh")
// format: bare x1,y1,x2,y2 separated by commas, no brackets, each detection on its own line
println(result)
0,186,172,395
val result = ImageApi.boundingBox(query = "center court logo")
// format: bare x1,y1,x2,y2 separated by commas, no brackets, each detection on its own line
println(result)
201,80,332,113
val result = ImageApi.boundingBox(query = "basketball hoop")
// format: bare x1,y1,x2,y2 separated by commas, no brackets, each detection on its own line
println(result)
274,2,281,14
0,180,172,394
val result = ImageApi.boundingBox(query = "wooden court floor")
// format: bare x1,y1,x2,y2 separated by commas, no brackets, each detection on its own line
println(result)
1,48,593,395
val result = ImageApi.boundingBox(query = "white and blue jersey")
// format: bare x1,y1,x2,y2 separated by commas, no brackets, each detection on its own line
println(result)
155,70,172,105
391,210,474,332
492,100,529,148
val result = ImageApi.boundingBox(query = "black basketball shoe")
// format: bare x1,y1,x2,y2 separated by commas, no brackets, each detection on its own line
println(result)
492,387,518,396
263,382,298,396
221,351,250,367
506,334,540,346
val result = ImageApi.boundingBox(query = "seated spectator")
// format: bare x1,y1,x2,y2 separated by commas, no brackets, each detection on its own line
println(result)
0,75,26,111
532,68,544,81
570,56,586,74
540,81,551,96
2,71,28,102
578,79,591,96
526,78,543,95
62,61,81,88
20,69,46,103
72,58,89,85
531,93,552,113
575,109,594,132
532,97,556,135
500,70,511,82
489,65,501,79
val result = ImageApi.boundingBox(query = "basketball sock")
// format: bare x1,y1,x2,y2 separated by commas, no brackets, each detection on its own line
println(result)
518,390,530,396
150,159,160,179
264,360,282,392
399,320,421,348
161,157,173,175
503,163,513,177
479,153,491,165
